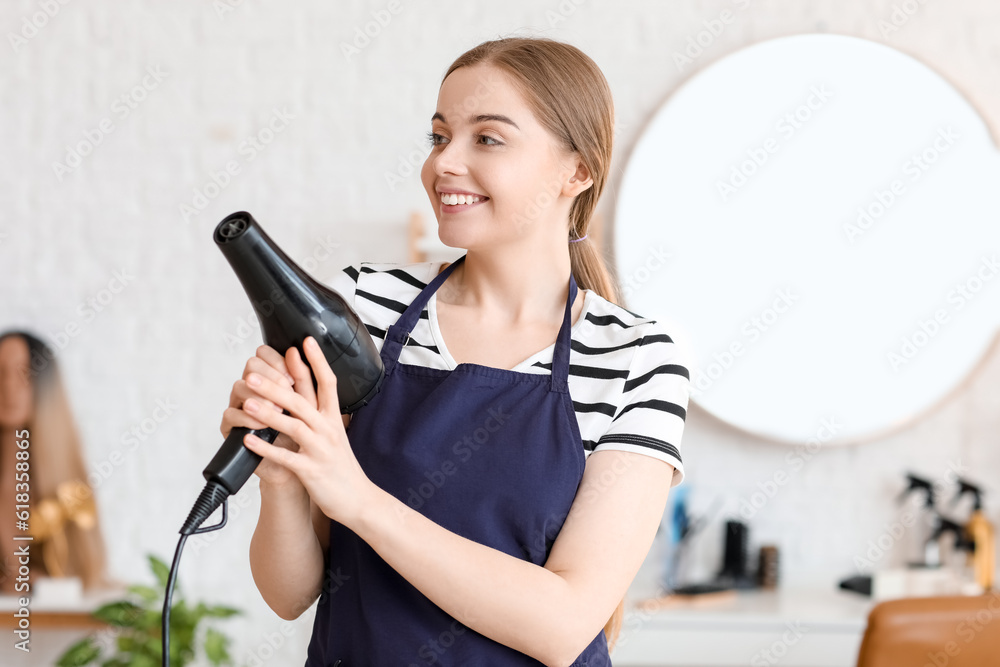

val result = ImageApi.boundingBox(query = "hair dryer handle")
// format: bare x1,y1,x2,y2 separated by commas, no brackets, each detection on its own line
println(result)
202,424,279,495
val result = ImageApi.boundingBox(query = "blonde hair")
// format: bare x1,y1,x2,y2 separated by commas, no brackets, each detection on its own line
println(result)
442,36,627,651
0,331,113,592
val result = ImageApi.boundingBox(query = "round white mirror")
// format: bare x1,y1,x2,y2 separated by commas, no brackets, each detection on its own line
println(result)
615,34,1000,445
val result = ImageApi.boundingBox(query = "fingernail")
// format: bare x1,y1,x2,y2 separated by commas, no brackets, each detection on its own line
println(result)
245,399,258,412
247,374,261,387
285,373,295,385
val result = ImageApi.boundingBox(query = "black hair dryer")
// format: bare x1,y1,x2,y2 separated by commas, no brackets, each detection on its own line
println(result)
180,211,384,535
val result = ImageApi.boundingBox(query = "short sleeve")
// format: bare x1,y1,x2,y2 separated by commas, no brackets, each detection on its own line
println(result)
323,264,360,309
593,320,690,488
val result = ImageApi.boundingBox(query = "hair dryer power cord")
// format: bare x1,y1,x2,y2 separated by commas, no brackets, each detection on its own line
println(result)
162,480,231,667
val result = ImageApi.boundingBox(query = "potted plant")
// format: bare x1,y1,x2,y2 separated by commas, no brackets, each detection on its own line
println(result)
56,553,241,667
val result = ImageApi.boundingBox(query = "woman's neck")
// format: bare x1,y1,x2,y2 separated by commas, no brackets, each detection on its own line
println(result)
443,247,574,326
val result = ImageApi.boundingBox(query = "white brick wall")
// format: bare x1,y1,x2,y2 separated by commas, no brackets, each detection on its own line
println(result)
2,1,998,664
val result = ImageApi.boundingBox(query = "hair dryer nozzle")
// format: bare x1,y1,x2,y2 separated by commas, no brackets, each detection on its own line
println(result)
215,212,251,243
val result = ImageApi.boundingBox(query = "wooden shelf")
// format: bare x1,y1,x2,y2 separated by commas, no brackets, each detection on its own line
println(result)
0,610,108,630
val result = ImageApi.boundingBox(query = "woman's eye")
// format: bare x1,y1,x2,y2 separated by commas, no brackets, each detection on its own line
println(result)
425,131,502,147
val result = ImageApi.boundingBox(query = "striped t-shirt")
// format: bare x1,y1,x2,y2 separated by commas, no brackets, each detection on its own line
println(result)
324,260,689,488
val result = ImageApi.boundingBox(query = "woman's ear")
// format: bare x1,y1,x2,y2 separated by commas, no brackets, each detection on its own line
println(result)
563,158,593,197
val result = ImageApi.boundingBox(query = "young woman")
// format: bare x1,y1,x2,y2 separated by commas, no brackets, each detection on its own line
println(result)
221,37,690,666
0,330,111,595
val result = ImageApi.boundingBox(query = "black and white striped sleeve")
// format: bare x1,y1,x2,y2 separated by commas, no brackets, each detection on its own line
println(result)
594,320,690,487
324,264,360,310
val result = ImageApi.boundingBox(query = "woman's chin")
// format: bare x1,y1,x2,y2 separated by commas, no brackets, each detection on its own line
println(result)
436,223,482,248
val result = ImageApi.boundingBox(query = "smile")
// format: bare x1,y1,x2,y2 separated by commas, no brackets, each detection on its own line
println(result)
440,193,489,212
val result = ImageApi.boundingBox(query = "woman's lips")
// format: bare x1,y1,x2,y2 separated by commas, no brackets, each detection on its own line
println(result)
441,198,488,214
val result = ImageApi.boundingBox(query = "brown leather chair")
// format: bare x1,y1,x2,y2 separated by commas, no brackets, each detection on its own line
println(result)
855,593,1000,666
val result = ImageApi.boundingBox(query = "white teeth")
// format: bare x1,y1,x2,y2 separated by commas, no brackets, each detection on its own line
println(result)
440,193,484,205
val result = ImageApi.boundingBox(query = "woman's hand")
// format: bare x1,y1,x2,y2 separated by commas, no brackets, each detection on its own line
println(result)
220,344,307,488
239,336,375,528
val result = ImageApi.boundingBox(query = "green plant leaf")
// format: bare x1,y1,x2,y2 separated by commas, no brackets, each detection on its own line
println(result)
117,633,137,653
130,653,159,667
204,605,241,618
63,551,241,667
128,584,162,603
204,627,231,665
149,553,172,589
137,609,162,633
93,601,144,627
55,637,101,666
100,659,131,667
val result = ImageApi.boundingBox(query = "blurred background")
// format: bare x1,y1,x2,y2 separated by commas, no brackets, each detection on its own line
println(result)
2,1,999,665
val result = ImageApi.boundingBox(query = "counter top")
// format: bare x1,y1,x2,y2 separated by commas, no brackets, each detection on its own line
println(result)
610,586,876,667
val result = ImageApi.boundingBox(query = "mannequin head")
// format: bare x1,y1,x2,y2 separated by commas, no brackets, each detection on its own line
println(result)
0,330,111,592
0,333,33,428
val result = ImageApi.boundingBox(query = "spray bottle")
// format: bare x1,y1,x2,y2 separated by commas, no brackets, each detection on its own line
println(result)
953,478,996,591
897,473,939,568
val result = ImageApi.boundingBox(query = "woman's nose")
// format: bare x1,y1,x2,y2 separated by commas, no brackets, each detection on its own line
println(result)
432,138,467,176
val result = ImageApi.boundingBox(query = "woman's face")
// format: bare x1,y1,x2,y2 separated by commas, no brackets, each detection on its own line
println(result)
0,336,33,428
421,63,584,250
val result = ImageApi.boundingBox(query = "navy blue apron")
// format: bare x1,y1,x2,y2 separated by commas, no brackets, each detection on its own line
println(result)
304,253,612,666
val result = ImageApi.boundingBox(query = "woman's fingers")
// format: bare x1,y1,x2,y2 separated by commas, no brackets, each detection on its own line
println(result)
228,378,282,412
254,345,296,384
302,336,340,414
220,405,270,437
247,348,295,388
243,432,299,472
242,394,311,446
221,381,281,436
285,346,317,408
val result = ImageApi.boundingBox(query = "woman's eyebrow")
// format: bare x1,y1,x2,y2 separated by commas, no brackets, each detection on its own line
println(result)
431,112,520,130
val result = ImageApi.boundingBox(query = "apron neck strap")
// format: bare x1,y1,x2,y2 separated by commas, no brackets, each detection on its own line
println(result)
383,254,577,389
